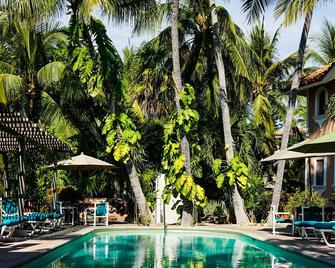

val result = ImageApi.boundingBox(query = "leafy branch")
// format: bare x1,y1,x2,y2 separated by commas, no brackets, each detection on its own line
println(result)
162,84,206,208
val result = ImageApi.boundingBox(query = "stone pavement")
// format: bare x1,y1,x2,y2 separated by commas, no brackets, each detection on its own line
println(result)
0,224,335,267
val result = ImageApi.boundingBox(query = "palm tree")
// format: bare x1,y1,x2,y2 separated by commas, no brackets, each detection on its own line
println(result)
171,0,194,226
65,2,154,224
309,19,335,65
209,0,250,224
127,1,257,223
246,22,295,156
242,0,315,222
0,13,77,137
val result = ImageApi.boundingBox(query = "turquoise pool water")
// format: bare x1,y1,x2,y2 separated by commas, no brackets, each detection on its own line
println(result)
22,230,331,268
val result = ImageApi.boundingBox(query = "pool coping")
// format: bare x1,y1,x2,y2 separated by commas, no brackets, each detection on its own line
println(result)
2,224,335,267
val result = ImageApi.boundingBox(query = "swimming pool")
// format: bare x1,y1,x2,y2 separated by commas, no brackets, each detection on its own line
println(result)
21,229,332,267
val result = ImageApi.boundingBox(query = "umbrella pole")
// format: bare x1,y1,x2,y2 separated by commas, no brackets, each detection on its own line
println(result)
18,138,26,217
52,159,58,210
308,157,312,196
2,153,9,198
81,171,85,224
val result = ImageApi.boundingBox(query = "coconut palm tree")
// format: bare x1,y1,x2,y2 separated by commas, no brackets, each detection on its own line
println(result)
127,0,257,223
242,0,317,223
245,22,295,156
171,0,194,226
309,19,335,65
0,12,77,137
209,0,250,224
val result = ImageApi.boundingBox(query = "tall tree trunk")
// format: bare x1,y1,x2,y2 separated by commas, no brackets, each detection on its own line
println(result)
268,12,313,225
171,0,194,226
126,161,153,225
210,0,250,224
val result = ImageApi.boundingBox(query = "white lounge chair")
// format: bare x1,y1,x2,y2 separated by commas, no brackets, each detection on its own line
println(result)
271,205,293,235
85,201,109,226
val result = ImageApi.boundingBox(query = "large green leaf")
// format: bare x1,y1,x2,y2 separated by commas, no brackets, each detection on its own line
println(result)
0,74,23,104
37,61,66,87
40,91,78,139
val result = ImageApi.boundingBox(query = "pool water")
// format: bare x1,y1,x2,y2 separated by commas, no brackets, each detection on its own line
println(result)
22,230,331,268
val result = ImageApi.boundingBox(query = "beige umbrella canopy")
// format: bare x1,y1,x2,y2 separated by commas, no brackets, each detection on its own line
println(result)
261,140,335,162
48,153,115,211
50,152,115,171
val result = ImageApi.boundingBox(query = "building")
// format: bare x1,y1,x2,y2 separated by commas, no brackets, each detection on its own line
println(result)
298,62,335,202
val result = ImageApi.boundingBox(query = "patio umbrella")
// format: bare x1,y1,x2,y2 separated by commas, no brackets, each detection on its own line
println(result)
289,132,335,153
262,140,335,196
261,139,335,162
50,152,115,171
48,153,115,212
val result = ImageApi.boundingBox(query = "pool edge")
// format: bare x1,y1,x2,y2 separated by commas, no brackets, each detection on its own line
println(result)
18,225,335,267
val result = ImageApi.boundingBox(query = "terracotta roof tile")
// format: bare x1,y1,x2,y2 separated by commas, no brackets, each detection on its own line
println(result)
300,62,335,86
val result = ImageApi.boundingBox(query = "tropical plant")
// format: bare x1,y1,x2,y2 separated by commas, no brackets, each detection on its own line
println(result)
209,0,251,224
170,0,196,226
284,190,326,213
162,84,206,218
242,0,316,224
103,113,153,224
309,19,335,65
0,11,77,138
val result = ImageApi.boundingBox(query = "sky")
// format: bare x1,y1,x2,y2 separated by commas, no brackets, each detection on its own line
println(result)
60,1,335,60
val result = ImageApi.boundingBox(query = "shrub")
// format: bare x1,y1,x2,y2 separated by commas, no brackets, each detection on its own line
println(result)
202,200,227,223
284,190,326,213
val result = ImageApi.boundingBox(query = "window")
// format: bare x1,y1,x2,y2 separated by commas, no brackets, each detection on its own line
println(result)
318,91,326,115
315,159,324,185
315,88,327,116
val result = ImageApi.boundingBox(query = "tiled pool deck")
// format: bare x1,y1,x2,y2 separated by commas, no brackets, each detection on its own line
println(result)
1,224,335,267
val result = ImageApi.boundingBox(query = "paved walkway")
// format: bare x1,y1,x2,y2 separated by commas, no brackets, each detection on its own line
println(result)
0,224,335,267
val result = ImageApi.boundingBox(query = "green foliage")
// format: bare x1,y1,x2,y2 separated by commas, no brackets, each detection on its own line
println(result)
162,84,206,208
284,190,327,213
213,155,250,189
103,113,143,163
243,176,272,222
203,200,227,223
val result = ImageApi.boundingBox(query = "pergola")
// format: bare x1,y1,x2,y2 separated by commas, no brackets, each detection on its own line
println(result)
0,112,70,216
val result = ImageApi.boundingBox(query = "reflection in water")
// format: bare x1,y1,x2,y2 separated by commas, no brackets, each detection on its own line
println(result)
47,232,303,268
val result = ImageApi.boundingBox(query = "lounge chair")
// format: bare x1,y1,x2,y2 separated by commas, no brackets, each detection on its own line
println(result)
271,206,293,235
0,215,28,239
293,221,319,239
46,202,64,230
293,206,326,239
313,222,335,247
84,201,109,226
1,197,60,235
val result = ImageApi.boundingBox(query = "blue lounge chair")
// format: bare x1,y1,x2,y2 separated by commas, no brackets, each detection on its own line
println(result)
293,206,326,239
293,221,319,239
1,197,61,235
313,222,335,247
0,215,28,239
85,201,109,226
47,202,64,229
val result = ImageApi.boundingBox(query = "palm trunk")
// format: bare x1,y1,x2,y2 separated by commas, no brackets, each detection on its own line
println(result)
171,0,194,226
210,0,250,224
126,161,153,225
268,11,313,225
28,75,39,122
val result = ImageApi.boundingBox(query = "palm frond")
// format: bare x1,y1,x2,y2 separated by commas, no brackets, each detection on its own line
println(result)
40,91,79,139
241,0,275,23
0,73,23,105
37,61,66,87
